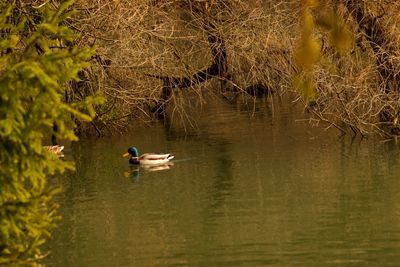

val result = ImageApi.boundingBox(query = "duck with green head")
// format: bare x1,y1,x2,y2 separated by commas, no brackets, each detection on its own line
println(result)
122,147,174,165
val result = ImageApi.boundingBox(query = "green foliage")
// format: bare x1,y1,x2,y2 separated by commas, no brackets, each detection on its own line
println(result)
293,1,353,103
292,74,316,101
0,1,98,264
317,9,352,53
294,9,321,70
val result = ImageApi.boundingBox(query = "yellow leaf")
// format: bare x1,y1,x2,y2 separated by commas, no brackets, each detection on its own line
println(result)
303,0,319,9
294,36,321,70
330,24,352,53
292,75,316,102
302,10,315,35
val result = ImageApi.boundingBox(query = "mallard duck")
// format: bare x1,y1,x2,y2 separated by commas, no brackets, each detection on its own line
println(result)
122,147,174,165
44,145,65,158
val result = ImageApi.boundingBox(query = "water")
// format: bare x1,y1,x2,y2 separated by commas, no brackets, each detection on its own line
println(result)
44,96,400,266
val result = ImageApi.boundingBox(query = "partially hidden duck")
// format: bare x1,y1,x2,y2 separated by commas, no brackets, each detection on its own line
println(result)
122,147,174,165
44,145,65,158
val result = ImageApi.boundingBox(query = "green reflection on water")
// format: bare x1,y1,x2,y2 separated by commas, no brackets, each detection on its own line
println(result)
44,98,400,266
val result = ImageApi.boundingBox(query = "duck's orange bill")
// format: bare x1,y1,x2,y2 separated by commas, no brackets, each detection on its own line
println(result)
122,152,130,157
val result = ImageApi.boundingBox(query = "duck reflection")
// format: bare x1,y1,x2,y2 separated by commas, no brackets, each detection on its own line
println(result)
124,163,174,183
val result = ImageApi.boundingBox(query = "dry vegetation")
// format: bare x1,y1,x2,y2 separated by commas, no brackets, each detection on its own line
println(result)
308,1,400,137
68,0,400,138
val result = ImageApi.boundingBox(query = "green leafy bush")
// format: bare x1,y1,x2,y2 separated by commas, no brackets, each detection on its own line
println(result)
0,1,98,264
293,0,352,103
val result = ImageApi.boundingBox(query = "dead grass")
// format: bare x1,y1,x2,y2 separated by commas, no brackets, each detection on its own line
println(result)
69,0,400,137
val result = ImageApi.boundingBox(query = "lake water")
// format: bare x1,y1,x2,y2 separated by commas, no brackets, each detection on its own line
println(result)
44,96,400,266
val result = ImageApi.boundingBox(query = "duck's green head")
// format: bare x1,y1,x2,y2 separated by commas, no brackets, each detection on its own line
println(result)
123,147,139,157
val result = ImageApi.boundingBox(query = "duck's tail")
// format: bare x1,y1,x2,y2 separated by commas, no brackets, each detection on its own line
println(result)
44,145,65,158
44,145,64,153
